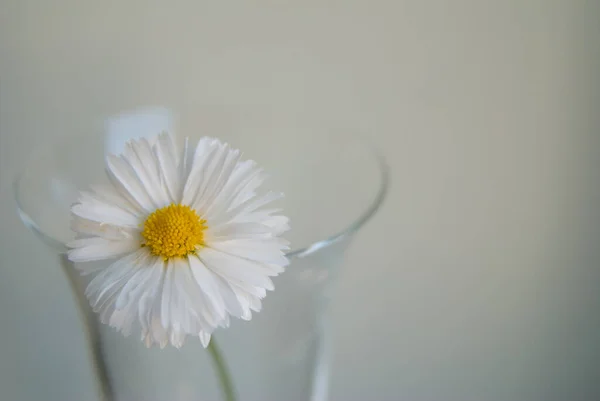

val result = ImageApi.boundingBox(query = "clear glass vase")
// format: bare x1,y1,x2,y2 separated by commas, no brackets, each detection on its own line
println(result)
14,108,388,401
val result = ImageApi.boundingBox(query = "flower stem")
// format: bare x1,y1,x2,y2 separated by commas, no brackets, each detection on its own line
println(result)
207,337,237,401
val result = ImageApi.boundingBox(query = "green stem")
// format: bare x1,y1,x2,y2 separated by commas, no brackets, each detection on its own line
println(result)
207,337,237,401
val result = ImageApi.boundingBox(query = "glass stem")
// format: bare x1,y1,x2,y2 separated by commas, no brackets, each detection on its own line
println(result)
207,337,237,401
59,254,115,401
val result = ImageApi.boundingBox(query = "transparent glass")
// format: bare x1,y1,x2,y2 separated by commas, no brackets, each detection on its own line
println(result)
14,108,388,401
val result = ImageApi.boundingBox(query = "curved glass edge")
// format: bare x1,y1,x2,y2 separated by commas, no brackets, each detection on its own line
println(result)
286,142,390,259
13,172,70,254
13,142,389,260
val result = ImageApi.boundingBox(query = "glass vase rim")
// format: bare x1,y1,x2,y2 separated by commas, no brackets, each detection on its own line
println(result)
13,133,389,260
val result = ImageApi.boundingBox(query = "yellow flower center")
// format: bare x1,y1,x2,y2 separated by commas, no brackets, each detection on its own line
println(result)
141,204,207,260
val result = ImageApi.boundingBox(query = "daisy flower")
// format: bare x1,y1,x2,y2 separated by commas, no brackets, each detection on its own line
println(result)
67,133,290,348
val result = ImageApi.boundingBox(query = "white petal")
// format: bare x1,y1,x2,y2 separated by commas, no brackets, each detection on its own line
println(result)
249,296,262,312
234,291,252,321
231,211,291,237
176,257,225,328
114,255,160,310
171,259,209,330
232,291,262,320
105,174,147,215
207,238,290,266
179,137,193,191
202,170,266,225
68,237,139,262
84,249,150,313
97,291,120,324
241,309,252,321
199,331,211,348
181,137,219,205
109,306,137,336
114,290,147,336
220,314,231,328
161,261,175,329
170,330,186,349
262,215,291,236
189,142,230,210
90,184,143,216
179,293,192,334
138,258,165,337
169,273,184,335
151,317,169,349
71,217,138,241
229,208,280,223
123,139,170,207
150,271,168,347
153,133,180,203
229,171,266,210
198,247,275,290
209,191,283,228
106,155,155,212
72,191,141,228
201,160,259,219
188,255,238,319
200,266,245,319
193,147,241,213
228,277,268,299
206,222,274,242
240,191,284,214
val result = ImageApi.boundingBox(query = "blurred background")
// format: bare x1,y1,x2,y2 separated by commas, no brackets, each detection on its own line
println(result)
1,1,599,400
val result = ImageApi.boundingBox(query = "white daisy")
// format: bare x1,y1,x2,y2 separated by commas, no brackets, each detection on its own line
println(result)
67,133,290,349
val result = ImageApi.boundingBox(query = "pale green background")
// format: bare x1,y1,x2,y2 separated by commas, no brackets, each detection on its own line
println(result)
1,1,599,400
